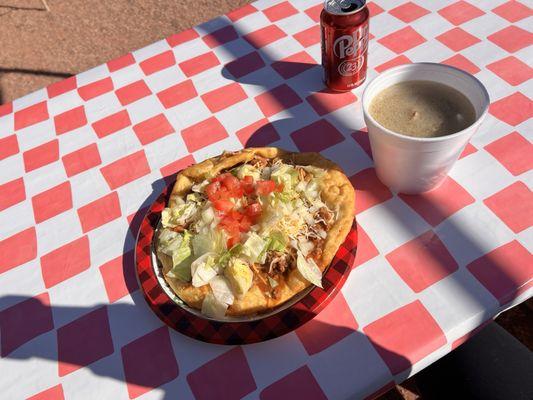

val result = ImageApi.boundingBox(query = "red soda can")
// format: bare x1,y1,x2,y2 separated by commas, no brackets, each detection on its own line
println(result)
321,0,370,91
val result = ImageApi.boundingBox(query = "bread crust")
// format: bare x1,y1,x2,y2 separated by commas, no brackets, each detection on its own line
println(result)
156,147,355,316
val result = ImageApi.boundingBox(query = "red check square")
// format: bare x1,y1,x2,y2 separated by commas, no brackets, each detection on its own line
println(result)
492,1,532,23
62,143,102,177
27,384,65,400
367,2,384,16
389,2,430,23
78,192,121,233
100,150,151,190
489,92,532,126
32,181,73,223
271,51,316,79
179,52,220,77
107,53,135,72
291,119,345,152
133,113,175,145
14,101,49,130
0,228,37,274
484,132,532,176
354,224,379,268
202,25,238,48
187,347,256,400
157,80,197,108
224,52,265,79
459,143,478,159
0,177,25,212
363,300,446,374
467,241,533,305
115,80,152,106
40,236,91,288
0,102,12,117
160,154,195,178
92,110,132,138
166,28,199,47
181,117,228,153
23,139,59,172
99,251,138,303
201,83,247,113
140,50,176,75
244,25,286,49
487,56,533,86
236,119,280,147
227,4,257,22
78,77,114,101
57,307,114,376
255,84,302,117
386,230,459,293
0,293,54,357
378,27,426,54
261,366,327,400
121,327,179,398
375,55,411,73
306,89,356,116
488,25,533,53
399,177,475,226
441,54,480,75
437,27,481,51
305,3,323,21
296,293,358,355
438,1,485,25
483,182,533,233
349,168,393,214
293,25,321,48
54,105,87,135
263,1,298,22
47,76,77,98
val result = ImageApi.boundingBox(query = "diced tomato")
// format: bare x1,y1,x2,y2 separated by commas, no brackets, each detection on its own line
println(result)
239,215,252,232
230,209,243,221
256,180,277,195
227,235,240,248
222,174,240,191
205,181,221,200
213,199,234,212
241,177,255,195
275,182,284,192
244,202,262,217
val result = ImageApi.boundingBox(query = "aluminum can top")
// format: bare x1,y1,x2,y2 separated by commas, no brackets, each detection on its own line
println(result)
324,0,367,15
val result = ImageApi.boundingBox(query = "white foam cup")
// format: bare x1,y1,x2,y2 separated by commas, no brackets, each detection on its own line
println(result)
362,63,490,194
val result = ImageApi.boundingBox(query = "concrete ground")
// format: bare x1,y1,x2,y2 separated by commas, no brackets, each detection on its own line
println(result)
1,1,531,399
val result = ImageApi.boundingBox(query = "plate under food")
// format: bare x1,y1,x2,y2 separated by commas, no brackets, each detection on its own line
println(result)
135,178,358,345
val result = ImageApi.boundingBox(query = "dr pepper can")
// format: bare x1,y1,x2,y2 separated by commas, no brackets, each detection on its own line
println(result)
321,0,370,91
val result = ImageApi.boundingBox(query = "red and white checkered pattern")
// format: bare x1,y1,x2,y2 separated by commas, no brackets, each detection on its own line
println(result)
0,0,531,398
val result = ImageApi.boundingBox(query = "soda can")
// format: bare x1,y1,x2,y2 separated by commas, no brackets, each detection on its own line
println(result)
321,0,370,91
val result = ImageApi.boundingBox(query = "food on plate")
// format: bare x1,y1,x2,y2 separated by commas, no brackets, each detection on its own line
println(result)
155,147,355,318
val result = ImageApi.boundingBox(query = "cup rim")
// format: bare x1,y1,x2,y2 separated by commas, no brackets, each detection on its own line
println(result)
362,62,491,143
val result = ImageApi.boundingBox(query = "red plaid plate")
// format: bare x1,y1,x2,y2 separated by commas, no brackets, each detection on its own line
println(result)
135,178,358,345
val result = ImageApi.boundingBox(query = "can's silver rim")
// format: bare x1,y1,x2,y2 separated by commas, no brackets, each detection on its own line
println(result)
324,0,367,15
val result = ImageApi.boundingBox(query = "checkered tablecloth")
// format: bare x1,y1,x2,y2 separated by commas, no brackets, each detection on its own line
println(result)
0,0,532,399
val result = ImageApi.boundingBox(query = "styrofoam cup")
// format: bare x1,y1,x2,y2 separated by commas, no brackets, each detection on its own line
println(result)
362,63,490,194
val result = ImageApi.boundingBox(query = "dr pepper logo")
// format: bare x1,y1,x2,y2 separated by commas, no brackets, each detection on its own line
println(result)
333,25,368,76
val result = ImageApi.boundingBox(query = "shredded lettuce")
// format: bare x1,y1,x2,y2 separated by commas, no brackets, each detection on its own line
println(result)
161,202,197,228
192,230,225,256
158,229,179,250
236,164,260,180
165,231,193,282
217,243,243,266
224,258,253,297
243,233,266,263
296,251,323,288
191,180,209,193
191,252,217,287
201,293,228,319
209,276,235,305
271,164,298,191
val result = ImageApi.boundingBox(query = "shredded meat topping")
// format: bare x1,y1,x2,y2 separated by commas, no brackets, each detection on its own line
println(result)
251,156,269,169
263,250,295,276
318,206,334,226
171,225,186,233
297,166,311,182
